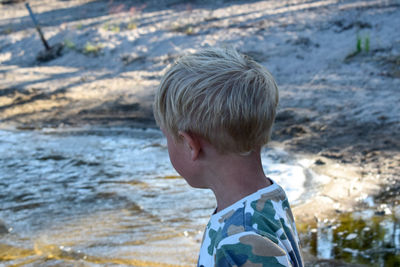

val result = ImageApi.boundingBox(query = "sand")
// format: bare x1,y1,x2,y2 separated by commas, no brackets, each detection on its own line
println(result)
1,0,399,265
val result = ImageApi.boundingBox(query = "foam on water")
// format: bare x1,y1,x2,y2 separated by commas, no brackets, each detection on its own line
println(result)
261,148,329,205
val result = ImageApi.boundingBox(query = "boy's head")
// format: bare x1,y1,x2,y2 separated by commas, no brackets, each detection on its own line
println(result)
153,47,279,154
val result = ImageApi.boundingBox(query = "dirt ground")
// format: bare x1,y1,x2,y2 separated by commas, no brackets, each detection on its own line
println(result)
1,0,399,265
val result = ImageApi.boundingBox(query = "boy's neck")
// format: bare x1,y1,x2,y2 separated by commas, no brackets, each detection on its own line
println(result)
203,150,272,213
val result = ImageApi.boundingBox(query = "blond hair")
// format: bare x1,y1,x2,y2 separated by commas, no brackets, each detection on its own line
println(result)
153,47,279,154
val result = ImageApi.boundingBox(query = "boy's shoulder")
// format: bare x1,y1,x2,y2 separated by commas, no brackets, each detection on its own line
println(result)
198,181,303,267
205,181,292,244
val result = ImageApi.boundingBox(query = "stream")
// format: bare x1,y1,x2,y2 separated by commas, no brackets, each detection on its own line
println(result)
0,127,398,266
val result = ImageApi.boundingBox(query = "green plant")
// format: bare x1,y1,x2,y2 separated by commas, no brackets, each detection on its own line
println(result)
63,39,76,50
185,26,194,35
103,23,121,33
110,24,120,33
83,42,103,56
356,35,362,53
356,34,370,53
364,35,370,52
172,23,196,35
346,34,371,61
75,23,83,30
127,21,137,30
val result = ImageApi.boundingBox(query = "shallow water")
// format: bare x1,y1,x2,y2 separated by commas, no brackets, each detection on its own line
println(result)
300,209,400,266
0,127,327,266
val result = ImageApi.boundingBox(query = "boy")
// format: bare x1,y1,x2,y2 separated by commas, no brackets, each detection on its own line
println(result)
153,47,303,267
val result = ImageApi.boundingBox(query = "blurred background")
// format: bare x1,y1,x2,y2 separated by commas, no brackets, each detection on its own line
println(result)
0,0,399,266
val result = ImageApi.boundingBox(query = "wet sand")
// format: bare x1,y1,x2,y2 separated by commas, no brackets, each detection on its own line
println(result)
1,0,399,265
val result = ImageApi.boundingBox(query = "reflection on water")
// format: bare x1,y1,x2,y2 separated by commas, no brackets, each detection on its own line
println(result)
0,127,325,266
300,210,400,266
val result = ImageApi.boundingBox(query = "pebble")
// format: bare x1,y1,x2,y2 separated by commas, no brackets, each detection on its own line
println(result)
345,233,358,240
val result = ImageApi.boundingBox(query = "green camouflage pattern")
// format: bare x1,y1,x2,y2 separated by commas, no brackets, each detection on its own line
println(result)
197,180,303,267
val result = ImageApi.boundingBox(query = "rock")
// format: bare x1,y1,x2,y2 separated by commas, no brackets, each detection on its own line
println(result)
275,109,296,122
121,53,147,66
0,0,26,5
320,150,344,160
275,109,311,124
0,220,9,234
36,43,64,62
282,125,308,137
333,20,372,32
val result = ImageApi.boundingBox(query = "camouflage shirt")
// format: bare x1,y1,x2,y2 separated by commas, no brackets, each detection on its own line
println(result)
197,180,303,267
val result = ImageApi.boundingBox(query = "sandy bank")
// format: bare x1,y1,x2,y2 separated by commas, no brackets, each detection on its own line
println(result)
1,0,399,265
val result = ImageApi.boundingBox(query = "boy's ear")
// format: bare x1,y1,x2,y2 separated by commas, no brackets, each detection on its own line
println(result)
178,131,201,161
